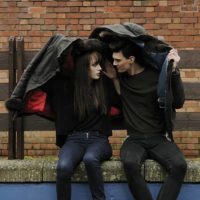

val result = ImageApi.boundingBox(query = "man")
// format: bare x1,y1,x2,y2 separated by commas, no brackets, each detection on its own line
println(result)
90,23,187,200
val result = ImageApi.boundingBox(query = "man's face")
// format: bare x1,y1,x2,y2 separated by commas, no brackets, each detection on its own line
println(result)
112,51,132,73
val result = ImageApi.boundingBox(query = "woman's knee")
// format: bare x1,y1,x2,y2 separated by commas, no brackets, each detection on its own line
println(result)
57,161,74,179
83,153,99,166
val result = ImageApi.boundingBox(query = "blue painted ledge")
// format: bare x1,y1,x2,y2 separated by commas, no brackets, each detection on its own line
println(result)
0,158,200,200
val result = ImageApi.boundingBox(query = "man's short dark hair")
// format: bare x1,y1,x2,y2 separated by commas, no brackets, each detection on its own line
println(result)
110,38,156,69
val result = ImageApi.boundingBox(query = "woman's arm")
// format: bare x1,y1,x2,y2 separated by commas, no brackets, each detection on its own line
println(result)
103,61,121,95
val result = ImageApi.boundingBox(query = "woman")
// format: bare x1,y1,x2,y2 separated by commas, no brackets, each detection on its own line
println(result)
42,39,120,200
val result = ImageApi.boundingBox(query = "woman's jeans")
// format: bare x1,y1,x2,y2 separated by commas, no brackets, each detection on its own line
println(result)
120,134,187,200
56,131,112,200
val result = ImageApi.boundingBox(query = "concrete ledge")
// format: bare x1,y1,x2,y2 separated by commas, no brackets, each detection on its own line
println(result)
0,158,199,183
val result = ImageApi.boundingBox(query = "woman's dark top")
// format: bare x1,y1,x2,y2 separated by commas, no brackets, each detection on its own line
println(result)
43,73,121,147
119,67,165,136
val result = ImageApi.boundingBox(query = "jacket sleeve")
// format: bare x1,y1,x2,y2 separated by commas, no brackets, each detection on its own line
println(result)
5,35,58,111
171,70,185,109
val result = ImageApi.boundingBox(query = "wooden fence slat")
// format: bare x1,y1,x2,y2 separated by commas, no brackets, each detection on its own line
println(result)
16,37,24,159
8,36,16,159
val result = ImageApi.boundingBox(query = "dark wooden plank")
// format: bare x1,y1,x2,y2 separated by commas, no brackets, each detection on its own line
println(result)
23,115,55,131
179,50,200,69
0,52,9,70
1,113,200,131
175,112,200,131
0,83,8,100
3,82,199,101
24,51,37,67
0,113,8,131
2,50,200,70
21,50,200,70
184,83,200,100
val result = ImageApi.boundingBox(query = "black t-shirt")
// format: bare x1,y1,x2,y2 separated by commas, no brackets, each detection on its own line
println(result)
119,67,165,136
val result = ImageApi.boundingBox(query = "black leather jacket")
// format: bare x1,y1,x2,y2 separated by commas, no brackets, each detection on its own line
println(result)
89,23,185,140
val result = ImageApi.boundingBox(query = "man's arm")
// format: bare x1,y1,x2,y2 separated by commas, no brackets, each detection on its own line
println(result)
167,49,185,109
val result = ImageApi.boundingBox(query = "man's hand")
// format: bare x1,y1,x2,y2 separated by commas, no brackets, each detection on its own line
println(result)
167,49,180,72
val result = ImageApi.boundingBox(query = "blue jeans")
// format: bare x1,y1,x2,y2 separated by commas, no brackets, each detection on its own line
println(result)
120,134,187,200
56,131,112,200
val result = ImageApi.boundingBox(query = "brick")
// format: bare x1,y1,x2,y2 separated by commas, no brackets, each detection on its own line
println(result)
42,2,58,7
182,0,194,5
181,138,199,144
91,13,108,19
28,7,46,14
133,1,142,6
79,19,95,25
105,19,121,24
41,13,57,19
17,2,33,7
168,24,185,29
29,19,44,25
146,7,155,12
118,1,133,6
41,25,57,31
181,18,198,23
181,5,198,12
83,25,91,31
155,18,172,24
159,1,168,6
70,7,79,13
187,144,200,150
66,2,82,7
54,7,70,13
83,1,91,7
80,7,95,13
67,25,83,31
91,1,107,6
68,19,79,24
108,1,117,6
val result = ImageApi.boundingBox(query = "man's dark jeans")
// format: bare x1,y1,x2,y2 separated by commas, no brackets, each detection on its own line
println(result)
56,131,112,200
120,134,187,200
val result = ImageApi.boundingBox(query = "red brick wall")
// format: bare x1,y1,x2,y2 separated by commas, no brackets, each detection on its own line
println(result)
0,0,200,158
1,0,200,50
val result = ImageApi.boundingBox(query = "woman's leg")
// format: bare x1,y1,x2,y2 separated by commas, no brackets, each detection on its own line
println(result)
56,139,85,200
83,135,112,200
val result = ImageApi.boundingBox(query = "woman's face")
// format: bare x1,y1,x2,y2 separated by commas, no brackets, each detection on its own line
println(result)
89,52,102,80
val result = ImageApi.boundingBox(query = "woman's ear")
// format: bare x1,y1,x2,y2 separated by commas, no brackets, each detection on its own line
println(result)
129,56,135,63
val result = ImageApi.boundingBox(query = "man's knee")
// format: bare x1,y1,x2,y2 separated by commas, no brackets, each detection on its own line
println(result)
122,158,141,174
170,158,187,177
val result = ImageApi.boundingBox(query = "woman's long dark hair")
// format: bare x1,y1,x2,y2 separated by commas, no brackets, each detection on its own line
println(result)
74,51,107,120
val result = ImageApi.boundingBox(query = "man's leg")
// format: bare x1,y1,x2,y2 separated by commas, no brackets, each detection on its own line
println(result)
56,139,84,200
149,136,187,200
83,135,112,200
120,137,152,200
